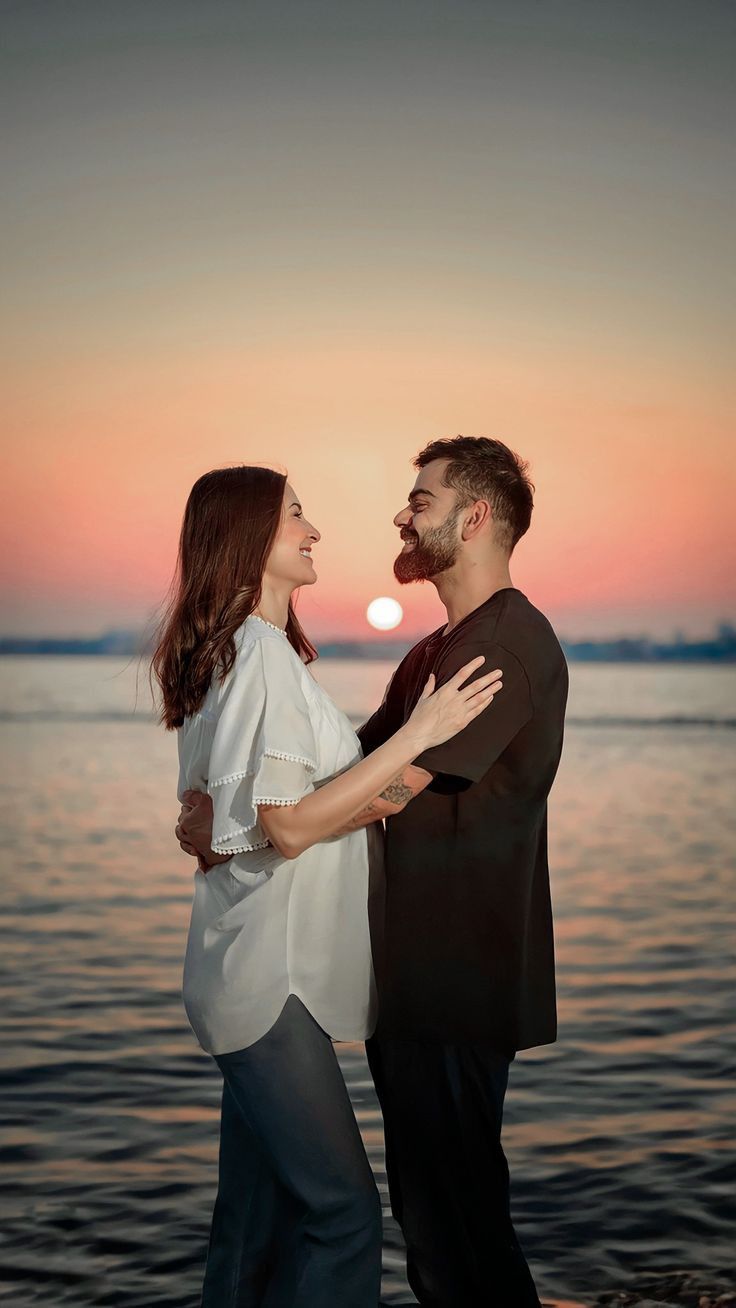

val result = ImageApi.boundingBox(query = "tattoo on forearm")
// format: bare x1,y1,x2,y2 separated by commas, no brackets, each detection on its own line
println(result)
379,776,414,806
339,776,415,837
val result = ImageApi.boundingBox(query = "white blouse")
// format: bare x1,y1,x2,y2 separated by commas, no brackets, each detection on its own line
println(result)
177,615,381,1056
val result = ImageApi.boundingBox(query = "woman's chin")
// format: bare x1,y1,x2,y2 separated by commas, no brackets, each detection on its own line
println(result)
292,567,318,586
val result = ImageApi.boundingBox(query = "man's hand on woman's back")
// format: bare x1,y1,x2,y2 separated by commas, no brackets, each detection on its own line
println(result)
175,791,227,872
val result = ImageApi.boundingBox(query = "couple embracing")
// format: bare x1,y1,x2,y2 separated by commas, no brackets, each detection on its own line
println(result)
151,435,569,1307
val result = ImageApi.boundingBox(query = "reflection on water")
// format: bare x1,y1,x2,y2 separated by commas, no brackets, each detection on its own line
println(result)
0,659,734,1306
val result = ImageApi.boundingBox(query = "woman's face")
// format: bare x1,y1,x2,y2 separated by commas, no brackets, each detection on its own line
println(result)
264,481,320,589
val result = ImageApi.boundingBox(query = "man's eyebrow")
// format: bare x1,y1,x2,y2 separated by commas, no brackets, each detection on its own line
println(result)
408,489,436,503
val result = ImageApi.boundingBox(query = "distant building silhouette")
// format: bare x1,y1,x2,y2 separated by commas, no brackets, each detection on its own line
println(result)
1,623,735,662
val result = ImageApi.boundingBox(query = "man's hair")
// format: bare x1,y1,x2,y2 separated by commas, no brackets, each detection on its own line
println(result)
413,435,534,554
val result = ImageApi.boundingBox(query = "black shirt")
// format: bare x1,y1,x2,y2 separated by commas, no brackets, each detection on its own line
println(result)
358,587,568,1052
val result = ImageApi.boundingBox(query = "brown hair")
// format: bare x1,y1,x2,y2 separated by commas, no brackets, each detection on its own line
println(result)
150,466,317,730
414,435,534,553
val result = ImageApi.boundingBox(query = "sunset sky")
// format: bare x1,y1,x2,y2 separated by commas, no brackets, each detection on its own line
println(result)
2,0,734,641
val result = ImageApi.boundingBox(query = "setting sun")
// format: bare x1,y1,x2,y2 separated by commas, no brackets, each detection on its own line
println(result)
366,597,404,631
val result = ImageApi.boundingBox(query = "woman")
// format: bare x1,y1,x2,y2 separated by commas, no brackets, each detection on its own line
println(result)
151,465,503,1307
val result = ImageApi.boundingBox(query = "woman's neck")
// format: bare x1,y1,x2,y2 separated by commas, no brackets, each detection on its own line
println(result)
253,583,293,632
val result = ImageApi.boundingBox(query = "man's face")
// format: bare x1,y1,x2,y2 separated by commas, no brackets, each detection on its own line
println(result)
393,459,465,584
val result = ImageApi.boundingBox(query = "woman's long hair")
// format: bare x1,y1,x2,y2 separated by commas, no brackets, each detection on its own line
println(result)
150,466,317,729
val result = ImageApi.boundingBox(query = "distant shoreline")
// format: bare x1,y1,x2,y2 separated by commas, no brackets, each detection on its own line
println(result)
1,627,735,665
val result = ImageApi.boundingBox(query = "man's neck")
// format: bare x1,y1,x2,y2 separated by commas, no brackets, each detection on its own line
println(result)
433,560,514,634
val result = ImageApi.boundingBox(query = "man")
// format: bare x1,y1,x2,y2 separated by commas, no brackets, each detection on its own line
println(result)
356,436,568,1306
178,435,568,1306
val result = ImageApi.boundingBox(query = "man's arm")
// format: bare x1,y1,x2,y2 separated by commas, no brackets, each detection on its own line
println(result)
413,640,529,784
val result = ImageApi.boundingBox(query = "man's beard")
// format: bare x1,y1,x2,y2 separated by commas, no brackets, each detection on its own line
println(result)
393,508,462,584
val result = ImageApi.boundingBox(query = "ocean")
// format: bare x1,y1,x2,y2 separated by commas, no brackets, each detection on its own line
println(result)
0,656,734,1306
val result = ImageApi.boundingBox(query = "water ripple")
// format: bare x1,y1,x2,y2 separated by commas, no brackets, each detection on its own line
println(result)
1,663,735,1305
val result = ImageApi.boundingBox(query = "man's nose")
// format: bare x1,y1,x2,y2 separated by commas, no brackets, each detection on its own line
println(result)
394,507,412,528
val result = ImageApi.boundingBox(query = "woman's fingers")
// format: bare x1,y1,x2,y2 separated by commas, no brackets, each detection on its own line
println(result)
431,663,504,719
455,674,503,724
444,658,505,696
445,655,486,690
468,682,502,714
461,671,503,700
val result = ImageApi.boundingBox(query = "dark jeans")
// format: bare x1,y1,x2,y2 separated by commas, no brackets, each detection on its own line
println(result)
202,995,382,1308
366,1033,542,1308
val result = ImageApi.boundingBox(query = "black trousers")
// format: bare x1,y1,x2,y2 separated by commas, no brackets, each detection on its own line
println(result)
365,1033,542,1308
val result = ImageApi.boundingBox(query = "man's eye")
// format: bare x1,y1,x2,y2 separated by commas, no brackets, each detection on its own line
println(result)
413,505,425,513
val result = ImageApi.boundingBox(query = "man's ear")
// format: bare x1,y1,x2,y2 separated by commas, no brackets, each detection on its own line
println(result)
461,499,492,540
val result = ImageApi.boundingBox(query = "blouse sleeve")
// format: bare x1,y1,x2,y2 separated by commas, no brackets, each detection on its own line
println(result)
207,636,318,858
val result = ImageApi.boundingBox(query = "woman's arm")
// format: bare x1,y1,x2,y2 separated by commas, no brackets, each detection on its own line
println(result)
178,657,502,863
257,658,500,859
177,761,432,863
329,762,433,835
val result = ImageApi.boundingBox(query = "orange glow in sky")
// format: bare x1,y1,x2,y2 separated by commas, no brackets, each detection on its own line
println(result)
2,5,734,640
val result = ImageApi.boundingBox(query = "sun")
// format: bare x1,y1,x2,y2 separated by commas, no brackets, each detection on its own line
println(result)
366,597,403,631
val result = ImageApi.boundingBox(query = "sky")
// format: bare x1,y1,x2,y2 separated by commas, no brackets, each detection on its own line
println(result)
2,0,734,641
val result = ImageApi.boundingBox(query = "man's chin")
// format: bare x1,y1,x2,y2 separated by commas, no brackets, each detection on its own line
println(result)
393,556,430,585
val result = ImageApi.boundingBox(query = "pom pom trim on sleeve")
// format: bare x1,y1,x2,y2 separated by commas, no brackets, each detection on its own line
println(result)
209,749,317,788
210,794,303,853
209,785,308,856
211,836,272,855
